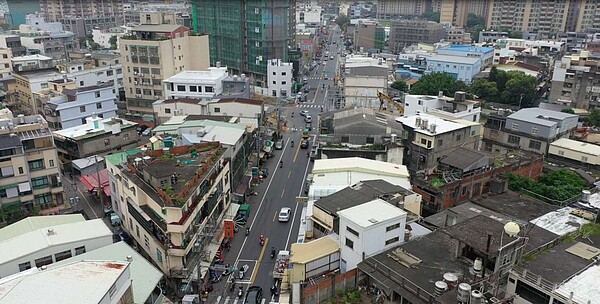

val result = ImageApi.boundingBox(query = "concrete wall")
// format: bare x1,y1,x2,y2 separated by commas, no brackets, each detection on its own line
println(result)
76,126,139,158
300,269,357,304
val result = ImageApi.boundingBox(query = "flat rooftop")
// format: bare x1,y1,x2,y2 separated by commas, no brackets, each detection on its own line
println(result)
508,108,577,127
11,54,52,62
164,68,227,83
530,206,590,236
53,117,137,141
337,199,407,228
0,214,85,242
396,113,467,136
551,138,600,156
427,54,481,65
472,191,559,223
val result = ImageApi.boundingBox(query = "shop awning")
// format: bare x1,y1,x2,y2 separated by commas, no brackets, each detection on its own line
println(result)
79,169,111,196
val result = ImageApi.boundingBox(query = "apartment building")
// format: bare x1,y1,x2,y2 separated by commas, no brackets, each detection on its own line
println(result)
0,48,11,81
106,142,231,283
267,59,293,98
0,35,26,57
119,21,210,115
37,81,118,130
153,97,264,125
18,14,77,61
389,20,445,51
486,0,568,35
163,67,228,100
192,0,294,86
39,0,124,25
549,51,600,109
439,0,489,27
0,114,64,216
397,113,481,174
92,27,129,49
403,92,481,123
376,0,429,19
483,108,578,155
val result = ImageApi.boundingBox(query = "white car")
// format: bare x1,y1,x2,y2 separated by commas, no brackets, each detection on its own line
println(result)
278,207,292,222
300,110,309,117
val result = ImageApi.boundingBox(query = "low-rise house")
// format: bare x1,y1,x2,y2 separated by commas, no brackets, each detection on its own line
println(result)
425,54,482,84
153,97,264,125
402,91,481,123
163,67,228,100
548,138,600,170
320,107,405,145
436,45,494,67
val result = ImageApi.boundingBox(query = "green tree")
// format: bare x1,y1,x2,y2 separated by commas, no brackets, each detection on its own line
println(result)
420,11,440,22
488,66,509,91
561,108,575,114
501,72,537,107
469,79,499,101
108,35,118,50
508,30,523,39
508,169,587,204
390,80,408,92
410,72,464,96
588,109,600,127
335,14,350,29
467,13,485,28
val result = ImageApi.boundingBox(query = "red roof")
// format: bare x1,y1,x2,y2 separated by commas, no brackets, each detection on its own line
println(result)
79,169,111,197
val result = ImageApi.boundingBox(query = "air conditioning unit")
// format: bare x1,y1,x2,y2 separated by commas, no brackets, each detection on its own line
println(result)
151,74,155,78
139,73,144,77
135,94,141,98
134,81,138,85
156,96,160,99
133,72,138,75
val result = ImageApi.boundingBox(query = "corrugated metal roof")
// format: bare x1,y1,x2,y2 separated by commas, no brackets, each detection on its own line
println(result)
290,236,339,264
0,214,85,242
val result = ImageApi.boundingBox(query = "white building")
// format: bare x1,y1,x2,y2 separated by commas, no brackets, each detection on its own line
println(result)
91,26,130,49
425,54,481,84
267,59,293,98
163,67,228,100
337,199,407,271
152,97,264,125
0,217,113,278
45,82,118,129
0,260,133,304
403,92,481,122
296,2,323,26
0,48,11,80
11,54,54,72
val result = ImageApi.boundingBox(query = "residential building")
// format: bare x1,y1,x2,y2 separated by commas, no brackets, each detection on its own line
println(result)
39,0,124,25
11,60,123,116
343,58,389,108
3,0,40,28
436,45,494,68
289,236,340,284
402,92,481,122
548,138,600,170
549,51,600,109
220,73,251,99
152,97,264,125
61,16,119,39
53,116,138,166
0,217,112,278
397,113,481,173
163,67,228,100
497,38,565,56
192,0,294,86
307,158,412,201
40,81,118,130
296,2,322,26
478,30,508,43
486,0,568,34
92,26,129,49
412,147,543,214
0,35,26,57
0,260,134,303
347,2,375,19
123,4,190,25
389,20,445,51
0,114,64,216
53,242,164,304
120,21,210,115
267,59,293,98
444,26,472,45
376,0,430,19
11,54,53,72
310,179,419,237
18,14,76,61
483,108,578,155
440,0,490,27
0,48,12,81
106,142,231,283
338,199,407,271
351,20,384,52
425,54,482,84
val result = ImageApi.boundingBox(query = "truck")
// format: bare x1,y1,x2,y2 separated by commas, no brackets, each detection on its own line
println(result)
272,250,290,280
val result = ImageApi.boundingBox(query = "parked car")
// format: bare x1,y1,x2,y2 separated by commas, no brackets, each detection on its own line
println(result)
301,139,309,149
303,86,310,93
110,213,122,226
136,125,148,134
300,110,309,117
141,128,152,136
278,207,292,222
304,115,312,123
103,205,113,217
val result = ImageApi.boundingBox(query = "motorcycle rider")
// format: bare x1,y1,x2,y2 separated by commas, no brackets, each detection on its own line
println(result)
260,234,265,245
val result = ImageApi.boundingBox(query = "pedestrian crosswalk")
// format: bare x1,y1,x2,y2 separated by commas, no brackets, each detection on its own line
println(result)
214,296,267,304
296,104,321,108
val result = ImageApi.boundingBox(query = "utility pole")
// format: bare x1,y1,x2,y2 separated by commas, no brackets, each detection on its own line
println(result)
95,155,104,206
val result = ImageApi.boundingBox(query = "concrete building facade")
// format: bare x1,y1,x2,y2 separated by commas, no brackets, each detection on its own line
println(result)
549,51,600,109
163,67,228,101
267,59,293,98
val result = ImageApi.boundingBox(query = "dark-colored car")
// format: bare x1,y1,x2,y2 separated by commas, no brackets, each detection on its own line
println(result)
305,123,312,131
244,286,263,304
136,125,148,134
301,139,309,149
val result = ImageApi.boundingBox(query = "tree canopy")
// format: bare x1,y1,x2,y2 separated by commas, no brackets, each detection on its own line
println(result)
420,11,440,22
473,67,538,106
410,72,467,97
335,14,350,29
587,109,600,127
390,80,408,92
108,35,118,50
467,13,485,28
508,169,588,203
561,108,575,114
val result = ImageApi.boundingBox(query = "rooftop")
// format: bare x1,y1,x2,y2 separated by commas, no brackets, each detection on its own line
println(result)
396,113,467,136
62,81,114,95
473,191,560,222
53,117,137,141
530,206,591,236
0,219,112,265
0,134,23,150
555,264,600,304
132,23,183,33
214,97,264,106
439,147,494,172
0,261,130,304
290,235,339,264
439,45,494,54
337,199,407,228
0,214,85,242
52,242,162,304
551,138,600,156
427,54,481,65
332,107,405,129
164,68,228,83
11,54,52,62
152,118,247,135
508,108,577,127
314,179,411,216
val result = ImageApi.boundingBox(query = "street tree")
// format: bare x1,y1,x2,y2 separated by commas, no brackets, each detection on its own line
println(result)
410,72,465,97
390,80,408,92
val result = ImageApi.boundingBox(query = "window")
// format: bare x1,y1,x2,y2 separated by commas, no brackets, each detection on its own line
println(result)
189,86,197,92
385,237,400,245
456,134,462,141
582,156,589,162
345,238,354,249
144,235,149,248
532,127,538,135
106,70,113,76
35,193,52,205
78,105,86,112
528,140,541,150
558,150,564,156
31,176,49,189
512,122,519,130
421,138,427,145
81,118,86,125
214,107,221,113
438,139,443,146
507,135,521,145
18,262,31,272
165,108,171,114
136,225,140,237
18,167,23,174
273,80,277,85
75,246,86,255
282,81,287,85
96,102,102,109
281,72,287,76
386,223,401,232
205,86,213,93
366,137,374,144
341,136,349,143
28,159,44,171
156,249,163,263
54,250,72,262
34,255,53,267
177,85,186,92
80,81,84,86
346,226,359,237
272,72,276,76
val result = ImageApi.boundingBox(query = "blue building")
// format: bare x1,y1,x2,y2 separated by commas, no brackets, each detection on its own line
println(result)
436,45,494,68
395,60,427,80
425,54,481,84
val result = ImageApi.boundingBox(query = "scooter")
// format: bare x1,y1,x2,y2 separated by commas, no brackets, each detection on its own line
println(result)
238,286,244,298
260,238,265,246
279,161,283,168
245,227,250,236
291,141,294,147
270,247,276,259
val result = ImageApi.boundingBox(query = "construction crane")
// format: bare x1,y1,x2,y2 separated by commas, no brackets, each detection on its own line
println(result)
377,90,404,115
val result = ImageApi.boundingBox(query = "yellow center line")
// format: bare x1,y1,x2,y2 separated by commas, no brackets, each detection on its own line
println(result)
281,189,285,198
250,238,268,284
272,211,277,222
293,144,300,163
288,171,291,178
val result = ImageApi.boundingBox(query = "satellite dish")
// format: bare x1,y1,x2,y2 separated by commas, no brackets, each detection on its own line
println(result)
504,222,520,238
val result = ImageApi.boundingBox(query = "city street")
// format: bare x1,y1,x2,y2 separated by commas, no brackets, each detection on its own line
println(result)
209,25,343,303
